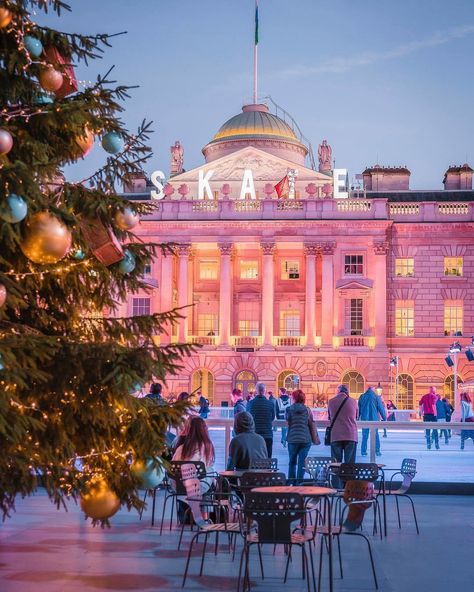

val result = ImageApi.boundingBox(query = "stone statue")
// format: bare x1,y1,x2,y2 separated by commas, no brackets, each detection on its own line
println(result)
318,140,332,173
170,140,184,175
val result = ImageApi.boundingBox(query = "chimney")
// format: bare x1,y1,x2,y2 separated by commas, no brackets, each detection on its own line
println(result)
123,172,147,193
443,164,473,190
362,165,410,191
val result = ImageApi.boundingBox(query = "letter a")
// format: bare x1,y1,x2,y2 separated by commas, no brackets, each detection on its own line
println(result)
198,169,214,200
239,169,256,200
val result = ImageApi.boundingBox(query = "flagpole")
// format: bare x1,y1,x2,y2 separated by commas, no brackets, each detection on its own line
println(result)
253,0,258,103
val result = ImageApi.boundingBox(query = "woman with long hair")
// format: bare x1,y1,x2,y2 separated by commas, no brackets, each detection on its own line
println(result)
460,392,474,449
172,416,215,486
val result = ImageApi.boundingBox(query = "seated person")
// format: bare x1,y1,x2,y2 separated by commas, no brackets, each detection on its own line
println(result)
226,411,268,470
172,416,215,490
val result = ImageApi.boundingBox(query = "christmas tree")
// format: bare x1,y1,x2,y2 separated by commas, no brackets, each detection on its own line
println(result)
0,0,193,524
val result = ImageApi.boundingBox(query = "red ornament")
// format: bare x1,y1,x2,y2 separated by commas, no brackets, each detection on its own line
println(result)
79,217,124,266
44,47,78,98
0,128,13,155
39,67,63,92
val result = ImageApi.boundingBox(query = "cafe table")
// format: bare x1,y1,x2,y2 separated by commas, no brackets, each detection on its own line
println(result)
251,485,337,592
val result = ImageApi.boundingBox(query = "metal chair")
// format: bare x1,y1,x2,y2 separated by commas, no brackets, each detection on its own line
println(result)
317,480,379,590
381,458,419,534
250,457,278,470
304,456,334,486
239,491,317,592
239,471,286,496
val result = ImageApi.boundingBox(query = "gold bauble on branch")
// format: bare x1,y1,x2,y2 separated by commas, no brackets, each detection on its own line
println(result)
80,479,120,521
39,66,64,92
20,212,72,264
75,128,94,157
0,283,6,307
115,207,139,231
0,8,12,28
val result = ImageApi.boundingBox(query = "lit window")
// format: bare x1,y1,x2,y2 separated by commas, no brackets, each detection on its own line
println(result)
444,257,463,277
396,374,414,409
240,260,258,280
238,320,259,336
237,301,260,335
345,298,363,335
279,311,300,336
197,313,218,336
395,258,414,277
444,301,463,336
344,254,364,275
281,260,300,280
132,297,151,316
342,371,365,398
395,300,414,337
199,260,218,280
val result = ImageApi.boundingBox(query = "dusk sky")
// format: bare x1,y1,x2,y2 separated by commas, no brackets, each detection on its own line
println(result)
42,0,474,189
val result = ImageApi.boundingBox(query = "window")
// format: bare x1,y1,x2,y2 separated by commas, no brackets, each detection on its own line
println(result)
199,260,218,280
277,370,300,392
143,264,151,276
234,370,257,398
342,371,365,398
279,311,300,336
395,300,414,337
345,298,363,335
443,375,463,405
197,313,218,336
132,297,150,316
396,374,414,409
191,369,214,405
237,301,260,335
444,257,463,277
444,301,463,336
395,258,414,277
281,260,300,280
239,260,258,280
238,320,259,336
344,254,364,275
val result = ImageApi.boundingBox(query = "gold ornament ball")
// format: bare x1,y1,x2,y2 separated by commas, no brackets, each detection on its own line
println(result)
115,208,139,231
0,8,12,28
39,67,64,92
20,212,72,264
76,128,94,157
80,479,120,521
0,283,6,307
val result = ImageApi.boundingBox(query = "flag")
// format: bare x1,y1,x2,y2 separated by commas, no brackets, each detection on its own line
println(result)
274,175,290,199
255,1,259,45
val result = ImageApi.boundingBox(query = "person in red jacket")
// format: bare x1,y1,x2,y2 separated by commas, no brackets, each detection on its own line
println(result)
419,386,439,450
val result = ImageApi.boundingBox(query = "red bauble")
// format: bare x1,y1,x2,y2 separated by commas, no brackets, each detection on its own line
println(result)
75,128,94,157
39,67,64,92
0,128,13,155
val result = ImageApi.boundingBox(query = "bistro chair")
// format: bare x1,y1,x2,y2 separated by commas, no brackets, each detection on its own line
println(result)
238,491,317,592
250,457,278,470
380,458,419,534
304,457,334,486
317,480,379,590
238,471,286,497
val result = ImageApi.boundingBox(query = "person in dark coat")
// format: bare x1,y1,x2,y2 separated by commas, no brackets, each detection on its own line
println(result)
358,387,386,456
247,382,275,457
286,389,316,482
226,412,268,470
146,382,163,403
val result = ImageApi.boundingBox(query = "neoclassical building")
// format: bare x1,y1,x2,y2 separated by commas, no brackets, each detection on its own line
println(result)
117,103,474,409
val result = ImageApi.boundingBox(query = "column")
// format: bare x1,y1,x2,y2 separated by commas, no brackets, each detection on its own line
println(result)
218,243,233,349
176,244,191,343
304,243,318,349
261,242,275,349
373,240,388,349
321,241,336,349
160,252,174,345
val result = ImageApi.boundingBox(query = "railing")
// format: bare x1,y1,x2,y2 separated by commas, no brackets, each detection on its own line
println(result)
343,336,366,347
232,200,261,212
389,203,420,215
336,199,372,212
232,335,260,348
192,200,218,212
275,336,302,347
438,203,469,215
190,335,217,346
276,200,304,211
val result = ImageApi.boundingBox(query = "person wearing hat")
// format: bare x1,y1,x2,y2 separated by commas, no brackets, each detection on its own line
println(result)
226,411,268,470
327,384,359,465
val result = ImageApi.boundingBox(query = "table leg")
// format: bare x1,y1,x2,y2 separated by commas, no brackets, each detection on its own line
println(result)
382,469,387,537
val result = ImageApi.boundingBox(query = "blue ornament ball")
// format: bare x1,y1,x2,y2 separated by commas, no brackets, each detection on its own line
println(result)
0,194,28,223
132,459,164,490
24,35,43,57
73,248,85,261
129,382,142,395
35,92,54,105
101,131,124,154
118,249,136,274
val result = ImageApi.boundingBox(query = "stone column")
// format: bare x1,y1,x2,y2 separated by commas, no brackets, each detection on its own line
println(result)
261,242,276,349
373,240,389,349
160,252,174,345
321,241,336,349
304,243,318,349
218,243,233,349
176,244,191,343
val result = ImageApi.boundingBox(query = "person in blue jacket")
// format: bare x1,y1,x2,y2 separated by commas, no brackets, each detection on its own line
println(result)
358,387,387,457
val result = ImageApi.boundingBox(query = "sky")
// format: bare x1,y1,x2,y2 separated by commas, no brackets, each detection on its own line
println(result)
39,0,474,189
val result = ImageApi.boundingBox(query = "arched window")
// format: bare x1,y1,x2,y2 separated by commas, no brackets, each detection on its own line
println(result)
342,371,365,398
443,374,463,405
191,369,214,405
396,374,414,409
234,370,257,398
277,370,300,393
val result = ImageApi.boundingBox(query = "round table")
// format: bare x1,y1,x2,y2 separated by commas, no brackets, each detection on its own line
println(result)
251,485,336,496
329,463,385,468
218,469,274,478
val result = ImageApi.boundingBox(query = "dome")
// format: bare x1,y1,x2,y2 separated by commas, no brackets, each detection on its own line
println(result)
203,103,308,166
212,104,298,142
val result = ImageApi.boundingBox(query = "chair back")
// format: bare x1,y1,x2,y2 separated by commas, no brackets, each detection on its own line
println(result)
399,458,417,493
244,491,305,544
338,462,379,484
342,480,375,531
304,456,333,484
239,471,286,493
168,460,206,495
250,457,278,470
183,477,206,525
180,463,198,481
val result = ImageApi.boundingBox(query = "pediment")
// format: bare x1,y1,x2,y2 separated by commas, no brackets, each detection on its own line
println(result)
336,278,374,291
169,146,330,183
